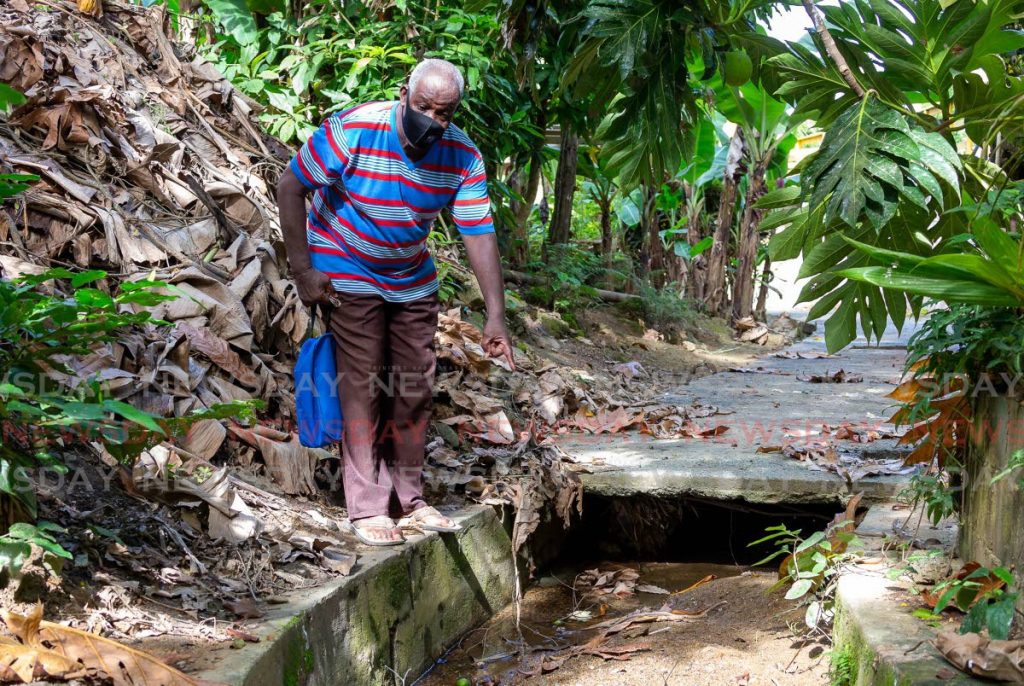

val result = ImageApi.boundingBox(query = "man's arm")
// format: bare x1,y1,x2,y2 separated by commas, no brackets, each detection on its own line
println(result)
462,232,516,371
277,166,335,306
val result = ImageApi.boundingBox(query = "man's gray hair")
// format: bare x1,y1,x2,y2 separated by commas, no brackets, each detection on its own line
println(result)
408,59,465,98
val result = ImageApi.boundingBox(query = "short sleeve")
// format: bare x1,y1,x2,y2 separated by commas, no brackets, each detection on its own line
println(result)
288,116,349,190
450,157,495,236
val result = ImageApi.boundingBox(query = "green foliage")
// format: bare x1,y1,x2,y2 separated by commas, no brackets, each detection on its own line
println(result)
898,472,959,526
906,303,1024,380
827,645,856,686
749,520,862,631
768,0,1024,128
565,0,779,187
806,99,961,231
636,283,696,332
525,244,605,320
840,216,1024,307
205,0,258,45
762,0,1024,352
0,270,258,523
0,522,72,576
931,565,1018,640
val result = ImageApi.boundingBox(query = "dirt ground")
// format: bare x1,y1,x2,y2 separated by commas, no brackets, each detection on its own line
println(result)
418,562,829,686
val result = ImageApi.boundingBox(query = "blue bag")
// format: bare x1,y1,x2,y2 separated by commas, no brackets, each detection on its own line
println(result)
295,304,344,448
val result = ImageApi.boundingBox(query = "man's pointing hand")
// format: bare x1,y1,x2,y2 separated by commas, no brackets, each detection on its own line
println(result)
482,317,516,372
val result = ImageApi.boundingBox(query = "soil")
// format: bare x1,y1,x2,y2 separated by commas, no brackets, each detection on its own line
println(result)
534,304,771,386
417,562,829,686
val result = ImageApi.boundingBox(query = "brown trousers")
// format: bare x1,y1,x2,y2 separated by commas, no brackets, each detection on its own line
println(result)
324,291,440,520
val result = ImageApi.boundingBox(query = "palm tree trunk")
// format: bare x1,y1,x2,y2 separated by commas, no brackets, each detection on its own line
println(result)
704,130,745,315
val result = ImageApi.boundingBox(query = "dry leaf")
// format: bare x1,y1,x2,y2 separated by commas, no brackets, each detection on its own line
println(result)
0,636,94,683
935,630,1024,681
1,606,225,685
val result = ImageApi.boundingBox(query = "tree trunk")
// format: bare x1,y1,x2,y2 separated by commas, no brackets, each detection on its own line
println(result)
755,254,772,322
599,196,613,257
703,130,745,315
547,126,579,246
684,183,707,301
732,158,768,322
646,188,666,288
509,156,541,268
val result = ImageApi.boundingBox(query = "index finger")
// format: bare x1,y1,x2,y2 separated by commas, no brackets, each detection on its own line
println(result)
502,342,516,371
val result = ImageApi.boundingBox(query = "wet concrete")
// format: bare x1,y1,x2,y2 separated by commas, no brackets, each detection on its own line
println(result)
559,325,919,505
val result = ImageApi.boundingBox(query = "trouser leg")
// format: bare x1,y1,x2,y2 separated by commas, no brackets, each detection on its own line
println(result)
326,292,392,520
380,292,440,516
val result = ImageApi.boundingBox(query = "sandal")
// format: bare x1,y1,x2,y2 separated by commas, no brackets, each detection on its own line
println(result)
341,515,405,546
396,506,463,533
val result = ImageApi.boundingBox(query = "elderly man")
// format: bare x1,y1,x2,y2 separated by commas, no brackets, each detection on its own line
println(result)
277,59,515,545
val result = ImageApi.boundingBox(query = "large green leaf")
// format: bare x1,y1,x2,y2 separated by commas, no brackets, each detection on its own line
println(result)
207,0,258,45
802,98,960,231
837,267,1021,306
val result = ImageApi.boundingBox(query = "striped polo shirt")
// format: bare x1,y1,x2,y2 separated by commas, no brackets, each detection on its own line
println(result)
288,101,494,302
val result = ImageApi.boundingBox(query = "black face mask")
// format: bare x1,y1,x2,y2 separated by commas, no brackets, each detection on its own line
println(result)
402,102,446,149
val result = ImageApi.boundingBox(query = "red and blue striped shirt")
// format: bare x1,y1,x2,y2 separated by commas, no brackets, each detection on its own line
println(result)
288,101,494,302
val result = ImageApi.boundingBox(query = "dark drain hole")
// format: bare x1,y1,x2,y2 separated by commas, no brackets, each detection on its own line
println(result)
550,493,859,567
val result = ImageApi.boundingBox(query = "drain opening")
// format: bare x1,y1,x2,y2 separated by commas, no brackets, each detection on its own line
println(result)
555,492,864,566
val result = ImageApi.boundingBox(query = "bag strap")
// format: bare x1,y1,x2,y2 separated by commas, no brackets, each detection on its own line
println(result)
305,303,320,341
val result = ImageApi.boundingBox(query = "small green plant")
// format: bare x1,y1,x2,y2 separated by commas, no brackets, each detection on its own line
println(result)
991,449,1024,489
750,518,863,631
523,244,604,320
897,472,958,526
827,645,856,686
637,282,696,333
931,565,1018,640
0,522,72,575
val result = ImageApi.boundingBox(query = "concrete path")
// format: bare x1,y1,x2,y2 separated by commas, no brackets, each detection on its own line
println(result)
559,324,920,505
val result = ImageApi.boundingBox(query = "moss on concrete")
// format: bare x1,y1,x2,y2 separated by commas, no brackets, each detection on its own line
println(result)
280,621,313,686
197,507,515,686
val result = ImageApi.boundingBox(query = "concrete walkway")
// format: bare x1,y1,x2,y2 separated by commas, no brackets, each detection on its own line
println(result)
559,325,919,504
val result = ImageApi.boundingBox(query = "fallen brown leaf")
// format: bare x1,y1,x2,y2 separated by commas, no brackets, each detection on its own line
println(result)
1,606,225,685
935,630,1024,681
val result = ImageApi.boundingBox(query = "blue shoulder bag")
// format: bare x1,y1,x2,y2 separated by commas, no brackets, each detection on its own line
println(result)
295,304,344,448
